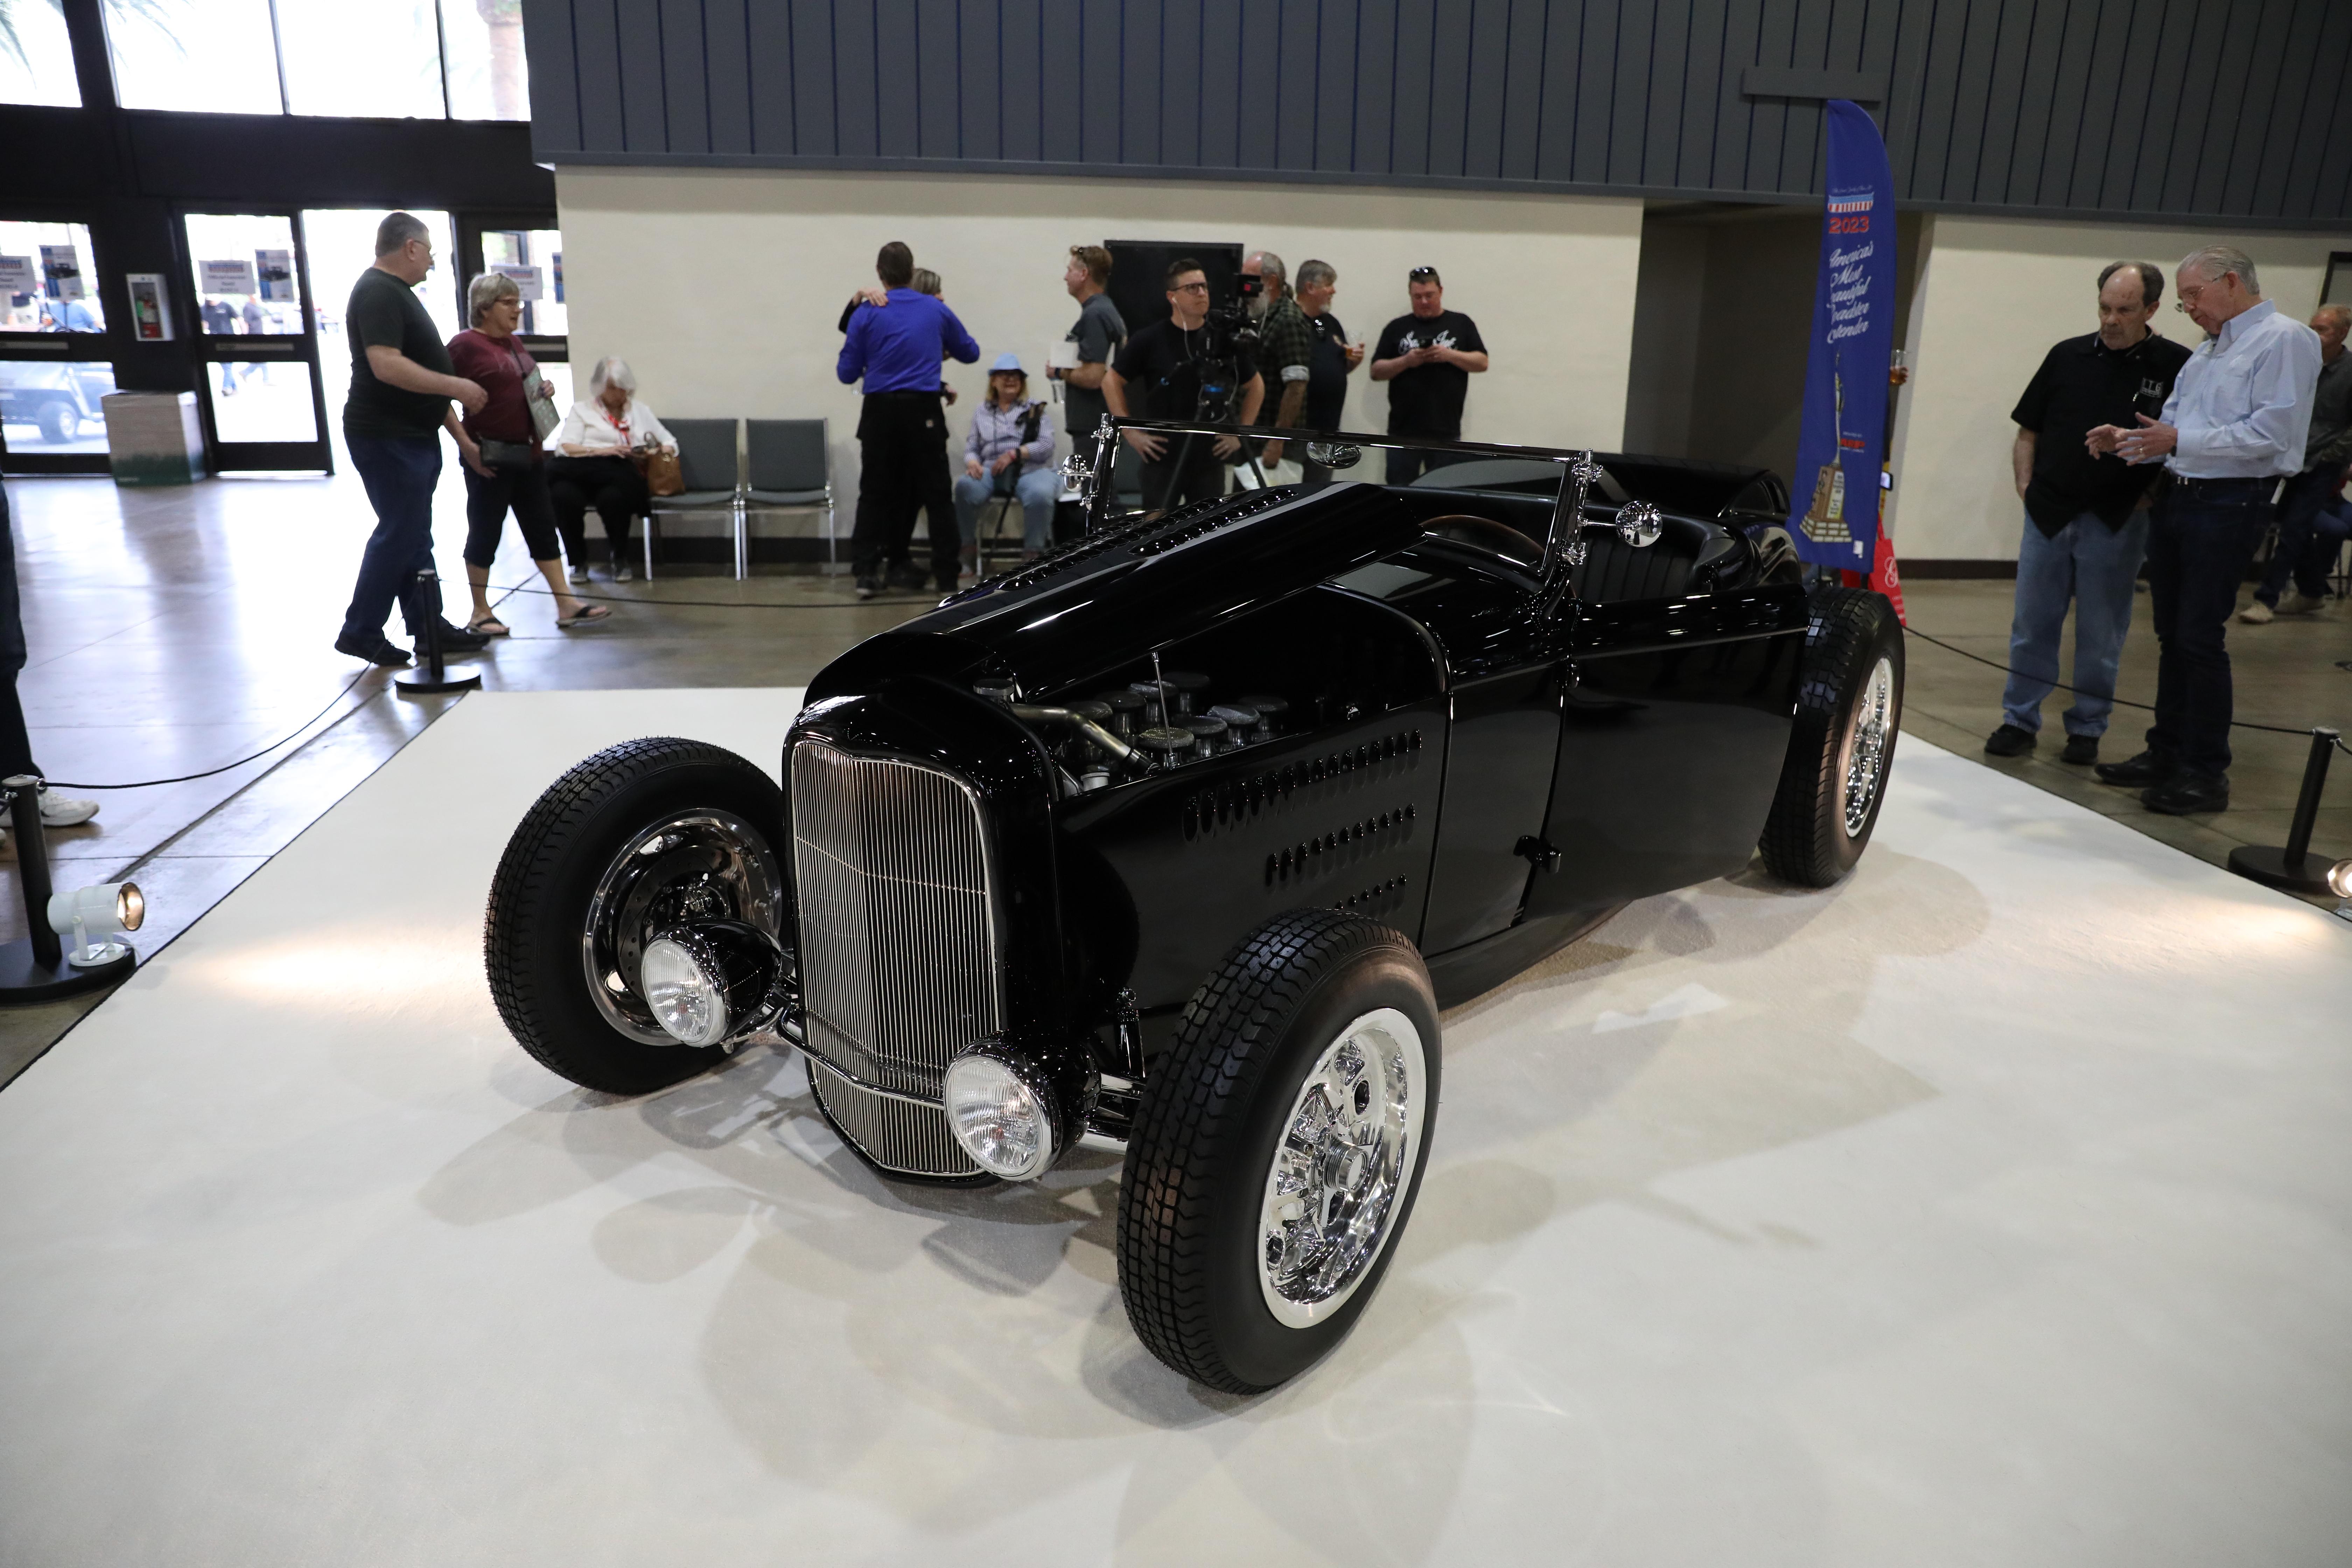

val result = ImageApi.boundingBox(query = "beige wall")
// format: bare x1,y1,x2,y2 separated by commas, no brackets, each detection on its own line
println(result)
1888,215,2352,560
554,167,1644,518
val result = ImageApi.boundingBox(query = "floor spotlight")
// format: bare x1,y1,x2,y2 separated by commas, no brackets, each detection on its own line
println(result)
50,882,145,968
0,776,138,1000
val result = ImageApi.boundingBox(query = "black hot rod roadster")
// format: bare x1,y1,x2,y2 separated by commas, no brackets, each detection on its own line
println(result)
485,421,1904,1392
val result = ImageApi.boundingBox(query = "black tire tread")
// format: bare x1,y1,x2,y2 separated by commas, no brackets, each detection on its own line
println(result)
1758,586,1902,887
1116,908,1423,1393
484,736,779,1095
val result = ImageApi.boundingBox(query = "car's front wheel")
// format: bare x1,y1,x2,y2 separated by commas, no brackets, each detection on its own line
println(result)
1759,584,1905,886
1117,909,1440,1393
484,737,789,1095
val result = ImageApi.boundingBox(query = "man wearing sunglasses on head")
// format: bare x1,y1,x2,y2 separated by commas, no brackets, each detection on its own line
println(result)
1371,265,1488,485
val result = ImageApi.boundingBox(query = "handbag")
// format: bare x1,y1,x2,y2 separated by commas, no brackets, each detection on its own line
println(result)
506,340,560,444
642,445,684,497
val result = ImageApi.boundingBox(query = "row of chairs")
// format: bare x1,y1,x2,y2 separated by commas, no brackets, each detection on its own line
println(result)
639,418,834,581
630,421,1150,582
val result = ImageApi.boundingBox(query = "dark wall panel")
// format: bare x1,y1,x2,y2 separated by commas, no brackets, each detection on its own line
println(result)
525,0,2352,226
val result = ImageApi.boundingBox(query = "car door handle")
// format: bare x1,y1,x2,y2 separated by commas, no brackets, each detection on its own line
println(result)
1514,835,1562,871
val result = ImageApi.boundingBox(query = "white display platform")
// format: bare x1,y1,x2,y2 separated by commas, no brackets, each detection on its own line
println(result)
3,689,2349,1567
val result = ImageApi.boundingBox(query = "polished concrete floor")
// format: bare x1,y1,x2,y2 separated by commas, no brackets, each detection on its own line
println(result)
4,469,2348,1083
4,689,2346,1564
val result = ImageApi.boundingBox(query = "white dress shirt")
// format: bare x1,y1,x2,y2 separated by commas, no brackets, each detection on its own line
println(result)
2157,300,2322,478
554,396,674,454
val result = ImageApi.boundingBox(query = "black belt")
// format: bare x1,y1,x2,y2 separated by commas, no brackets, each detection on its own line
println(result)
2167,474,2273,495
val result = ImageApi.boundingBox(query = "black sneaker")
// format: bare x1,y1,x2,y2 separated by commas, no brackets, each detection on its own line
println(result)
1983,723,2037,757
884,564,928,592
2059,734,2099,765
853,575,880,600
420,620,491,653
2095,750,2172,787
334,630,413,667
2142,774,2228,815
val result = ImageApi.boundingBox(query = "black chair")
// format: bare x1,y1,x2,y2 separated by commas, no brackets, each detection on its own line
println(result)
649,418,742,580
744,418,833,574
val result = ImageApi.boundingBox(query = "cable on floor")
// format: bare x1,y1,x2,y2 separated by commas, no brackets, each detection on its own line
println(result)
1901,624,2342,740
40,666,382,791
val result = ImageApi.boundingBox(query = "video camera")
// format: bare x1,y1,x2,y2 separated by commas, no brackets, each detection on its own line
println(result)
1185,271,1264,425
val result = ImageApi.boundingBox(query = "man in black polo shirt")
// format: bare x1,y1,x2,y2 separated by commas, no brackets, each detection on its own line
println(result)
1985,262,2191,764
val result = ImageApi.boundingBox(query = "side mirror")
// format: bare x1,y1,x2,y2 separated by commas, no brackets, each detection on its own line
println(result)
1616,499,1663,549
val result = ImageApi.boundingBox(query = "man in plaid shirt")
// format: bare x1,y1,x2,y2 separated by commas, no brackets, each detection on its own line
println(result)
1244,250,1316,471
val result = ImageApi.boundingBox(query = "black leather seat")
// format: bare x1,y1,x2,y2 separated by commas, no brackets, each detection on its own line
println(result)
1572,513,1731,603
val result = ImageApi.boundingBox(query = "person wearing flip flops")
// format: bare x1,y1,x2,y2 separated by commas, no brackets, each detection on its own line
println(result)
447,272,610,636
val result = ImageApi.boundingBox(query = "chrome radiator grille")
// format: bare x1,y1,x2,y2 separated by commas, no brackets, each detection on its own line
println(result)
790,738,1003,1126
806,1059,976,1179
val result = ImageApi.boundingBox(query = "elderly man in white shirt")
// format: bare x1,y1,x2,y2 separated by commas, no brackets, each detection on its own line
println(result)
2082,245,2322,815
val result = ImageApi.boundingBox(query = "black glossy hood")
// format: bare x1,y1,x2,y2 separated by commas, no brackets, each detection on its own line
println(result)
806,482,1430,702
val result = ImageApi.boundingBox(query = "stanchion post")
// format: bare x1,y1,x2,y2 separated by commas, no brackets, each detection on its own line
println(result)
6,776,59,969
2280,726,2335,866
394,567,481,697
2226,726,2340,894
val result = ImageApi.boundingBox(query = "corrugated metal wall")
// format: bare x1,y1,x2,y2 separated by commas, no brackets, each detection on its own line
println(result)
522,0,2352,225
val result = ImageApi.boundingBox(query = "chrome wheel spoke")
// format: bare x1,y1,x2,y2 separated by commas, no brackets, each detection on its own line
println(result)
1841,656,1895,837
1256,1010,1427,1327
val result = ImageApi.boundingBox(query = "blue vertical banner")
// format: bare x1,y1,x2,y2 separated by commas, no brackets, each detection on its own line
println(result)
1788,100,1897,570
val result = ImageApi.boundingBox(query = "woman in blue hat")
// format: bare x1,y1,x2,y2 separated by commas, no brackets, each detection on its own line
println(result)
955,352,1059,579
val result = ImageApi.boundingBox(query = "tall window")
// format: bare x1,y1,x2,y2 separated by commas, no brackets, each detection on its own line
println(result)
103,0,281,115
99,0,531,120
274,0,442,119
0,220,106,334
0,0,81,106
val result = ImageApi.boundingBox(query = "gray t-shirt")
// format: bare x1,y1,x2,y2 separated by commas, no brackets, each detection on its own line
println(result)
1063,291,1126,451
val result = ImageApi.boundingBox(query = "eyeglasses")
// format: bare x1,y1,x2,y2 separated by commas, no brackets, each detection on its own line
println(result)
2175,274,2233,312
1408,267,1439,282
1171,281,1209,294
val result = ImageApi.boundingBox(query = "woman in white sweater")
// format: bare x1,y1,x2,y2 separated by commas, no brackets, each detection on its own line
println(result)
547,356,675,581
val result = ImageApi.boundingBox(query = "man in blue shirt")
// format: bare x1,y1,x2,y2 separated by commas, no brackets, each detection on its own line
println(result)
2085,245,2323,814
837,242,981,596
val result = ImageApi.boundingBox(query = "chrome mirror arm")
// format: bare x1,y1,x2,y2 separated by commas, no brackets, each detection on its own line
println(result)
1542,451,1603,579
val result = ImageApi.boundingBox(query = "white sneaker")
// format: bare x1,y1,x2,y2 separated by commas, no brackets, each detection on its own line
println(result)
39,789,99,827
2277,590,2327,616
2238,600,2275,624
567,563,589,584
614,564,635,583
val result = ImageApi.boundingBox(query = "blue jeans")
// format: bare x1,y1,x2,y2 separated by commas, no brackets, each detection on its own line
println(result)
954,465,1058,552
2254,464,2348,606
342,433,444,643
2001,509,2148,737
2143,478,2272,779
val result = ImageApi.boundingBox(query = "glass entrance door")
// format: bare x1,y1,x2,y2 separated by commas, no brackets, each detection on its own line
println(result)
300,208,461,476
183,211,331,472
0,216,113,475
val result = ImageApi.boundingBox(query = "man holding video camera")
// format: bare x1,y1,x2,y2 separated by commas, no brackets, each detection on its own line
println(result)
1104,258,1266,514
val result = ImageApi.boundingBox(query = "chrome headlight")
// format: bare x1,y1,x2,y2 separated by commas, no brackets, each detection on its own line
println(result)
638,920,787,1049
940,1039,1097,1181
641,936,728,1046
943,1051,1057,1179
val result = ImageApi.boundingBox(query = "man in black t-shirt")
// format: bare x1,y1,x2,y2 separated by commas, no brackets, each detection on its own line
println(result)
335,212,488,667
1985,261,2191,764
1104,257,1265,515
1371,266,1488,485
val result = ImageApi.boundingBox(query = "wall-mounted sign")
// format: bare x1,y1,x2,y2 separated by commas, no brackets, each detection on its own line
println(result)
0,255,35,295
491,262,544,301
254,248,297,303
41,245,84,301
200,259,258,296
126,273,175,340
